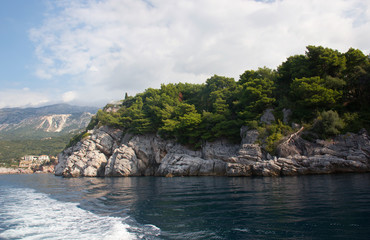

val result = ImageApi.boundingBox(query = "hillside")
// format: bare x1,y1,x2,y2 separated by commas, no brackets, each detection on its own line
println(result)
92,46,370,149
55,45,370,177
0,104,98,167
0,103,97,123
0,104,98,140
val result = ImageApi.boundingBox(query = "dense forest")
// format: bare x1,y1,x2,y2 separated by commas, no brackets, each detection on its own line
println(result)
83,46,370,153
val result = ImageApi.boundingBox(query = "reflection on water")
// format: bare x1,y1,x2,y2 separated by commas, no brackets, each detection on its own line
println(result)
1,173,369,239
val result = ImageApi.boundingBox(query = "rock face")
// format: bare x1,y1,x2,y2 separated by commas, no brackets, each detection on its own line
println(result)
55,125,370,177
55,126,122,177
275,129,370,175
260,109,275,125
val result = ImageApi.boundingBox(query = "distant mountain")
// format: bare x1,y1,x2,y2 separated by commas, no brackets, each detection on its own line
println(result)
0,104,99,140
0,104,98,124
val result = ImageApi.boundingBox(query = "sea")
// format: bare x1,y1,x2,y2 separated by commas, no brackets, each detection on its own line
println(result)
0,173,369,240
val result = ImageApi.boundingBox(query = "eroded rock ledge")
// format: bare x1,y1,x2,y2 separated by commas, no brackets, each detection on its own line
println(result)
55,126,370,177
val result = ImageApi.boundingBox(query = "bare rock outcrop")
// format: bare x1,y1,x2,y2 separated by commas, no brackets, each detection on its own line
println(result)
202,139,239,161
55,126,122,177
56,125,370,177
105,144,140,176
260,108,275,125
240,126,259,145
273,129,370,176
0,167,33,175
156,153,226,176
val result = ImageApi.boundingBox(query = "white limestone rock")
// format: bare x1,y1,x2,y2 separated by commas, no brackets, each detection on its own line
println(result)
55,126,121,177
202,139,239,161
156,153,225,176
226,163,253,176
105,144,140,176
240,126,259,144
238,144,263,162
55,123,370,177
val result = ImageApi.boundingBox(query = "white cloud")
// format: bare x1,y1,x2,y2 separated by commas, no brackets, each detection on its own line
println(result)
62,91,77,103
29,0,370,105
0,89,50,109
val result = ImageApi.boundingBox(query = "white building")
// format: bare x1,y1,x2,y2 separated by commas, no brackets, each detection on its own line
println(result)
38,155,50,162
24,155,38,161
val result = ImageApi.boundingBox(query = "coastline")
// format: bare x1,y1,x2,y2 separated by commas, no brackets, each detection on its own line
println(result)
0,167,33,175
55,126,370,178
0,166,54,175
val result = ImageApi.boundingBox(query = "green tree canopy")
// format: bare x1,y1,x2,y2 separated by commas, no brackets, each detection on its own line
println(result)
91,45,370,147
238,69,276,121
290,76,343,119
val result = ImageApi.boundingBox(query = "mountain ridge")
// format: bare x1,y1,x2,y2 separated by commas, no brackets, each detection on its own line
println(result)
0,104,99,167
0,104,99,140
0,103,98,124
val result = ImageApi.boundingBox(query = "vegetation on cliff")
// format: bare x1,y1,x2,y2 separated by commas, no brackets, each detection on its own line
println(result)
89,46,370,150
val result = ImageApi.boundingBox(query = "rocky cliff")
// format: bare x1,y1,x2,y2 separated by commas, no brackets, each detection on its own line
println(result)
55,125,370,177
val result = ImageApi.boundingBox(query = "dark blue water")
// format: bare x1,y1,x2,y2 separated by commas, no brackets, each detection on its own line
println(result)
0,174,369,239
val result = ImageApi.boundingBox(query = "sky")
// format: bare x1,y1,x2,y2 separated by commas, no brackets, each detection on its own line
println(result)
0,0,369,108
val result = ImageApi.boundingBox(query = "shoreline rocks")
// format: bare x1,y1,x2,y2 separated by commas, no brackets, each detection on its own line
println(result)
55,126,370,177
0,167,36,175
0,164,55,175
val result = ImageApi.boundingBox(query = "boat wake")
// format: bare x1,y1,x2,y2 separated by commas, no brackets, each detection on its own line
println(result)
0,187,159,240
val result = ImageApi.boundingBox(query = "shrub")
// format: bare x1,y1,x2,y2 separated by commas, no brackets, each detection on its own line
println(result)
342,112,361,133
313,110,345,138
257,120,292,154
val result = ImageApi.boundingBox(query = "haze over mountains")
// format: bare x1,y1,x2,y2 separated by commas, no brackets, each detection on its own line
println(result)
0,104,98,140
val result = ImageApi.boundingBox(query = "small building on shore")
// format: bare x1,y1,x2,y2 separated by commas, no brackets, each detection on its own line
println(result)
24,155,38,162
38,155,50,162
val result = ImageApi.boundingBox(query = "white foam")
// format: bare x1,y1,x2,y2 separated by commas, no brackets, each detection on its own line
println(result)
233,228,250,233
0,187,137,240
